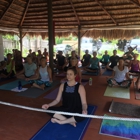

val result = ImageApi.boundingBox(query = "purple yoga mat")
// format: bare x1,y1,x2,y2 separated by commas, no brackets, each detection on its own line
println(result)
44,82,88,100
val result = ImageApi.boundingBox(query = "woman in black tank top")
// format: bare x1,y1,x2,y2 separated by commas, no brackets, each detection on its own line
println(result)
42,67,87,127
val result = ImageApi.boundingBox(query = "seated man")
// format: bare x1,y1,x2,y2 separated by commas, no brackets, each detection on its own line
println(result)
123,46,136,64
81,50,91,67
100,50,110,66
84,51,100,73
30,57,53,90
56,51,66,70
0,53,16,78
107,58,132,88
106,50,119,71
16,56,37,81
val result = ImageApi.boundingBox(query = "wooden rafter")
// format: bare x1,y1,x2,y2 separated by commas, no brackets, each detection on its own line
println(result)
0,0,15,20
19,0,30,27
130,0,140,8
68,0,80,25
95,0,117,25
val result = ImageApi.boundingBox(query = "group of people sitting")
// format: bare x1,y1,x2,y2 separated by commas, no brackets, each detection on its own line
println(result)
0,46,140,90
0,46,140,126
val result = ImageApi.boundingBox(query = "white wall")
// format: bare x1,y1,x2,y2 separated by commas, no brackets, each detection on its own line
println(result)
0,35,4,61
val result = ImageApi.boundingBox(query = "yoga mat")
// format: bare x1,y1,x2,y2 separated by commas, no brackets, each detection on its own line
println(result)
109,100,140,118
17,81,60,98
30,105,97,140
99,114,140,140
133,82,140,100
0,80,28,90
102,70,112,76
104,86,130,99
82,71,98,76
44,82,88,100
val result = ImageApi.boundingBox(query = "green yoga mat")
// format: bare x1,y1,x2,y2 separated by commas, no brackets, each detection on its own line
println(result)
0,80,28,90
17,81,60,98
104,86,130,99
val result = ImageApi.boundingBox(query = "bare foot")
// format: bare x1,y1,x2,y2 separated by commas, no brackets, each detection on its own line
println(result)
51,118,61,124
70,122,76,127
51,118,76,127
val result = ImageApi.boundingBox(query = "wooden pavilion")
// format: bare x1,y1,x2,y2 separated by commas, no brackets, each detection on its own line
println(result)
0,0,140,140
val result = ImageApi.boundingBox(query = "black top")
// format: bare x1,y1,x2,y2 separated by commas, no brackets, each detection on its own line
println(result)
62,82,82,113
57,55,65,66
83,54,91,64
110,55,119,68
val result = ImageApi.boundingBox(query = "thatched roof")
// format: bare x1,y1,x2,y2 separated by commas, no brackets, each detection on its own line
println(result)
1,0,140,39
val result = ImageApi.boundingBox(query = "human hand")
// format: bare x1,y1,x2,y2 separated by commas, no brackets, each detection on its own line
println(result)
82,110,87,115
42,104,49,109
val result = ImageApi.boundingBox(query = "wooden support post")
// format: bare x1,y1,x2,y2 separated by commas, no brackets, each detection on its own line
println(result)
47,0,54,73
78,25,81,58
19,28,23,56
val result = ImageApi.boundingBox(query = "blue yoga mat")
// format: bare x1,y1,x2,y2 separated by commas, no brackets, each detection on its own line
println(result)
0,80,28,90
30,105,97,140
102,70,112,76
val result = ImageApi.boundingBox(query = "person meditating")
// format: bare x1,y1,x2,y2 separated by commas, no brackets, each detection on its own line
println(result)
129,54,140,75
42,67,87,127
56,51,66,70
100,50,110,66
81,50,91,67
30,57,53,90
107,58,132,88
123,46,136,64
0,53,16,78
16,56,37,81
61,57,82,83
84,51,100,73
106,50,119,71
63,50,78,72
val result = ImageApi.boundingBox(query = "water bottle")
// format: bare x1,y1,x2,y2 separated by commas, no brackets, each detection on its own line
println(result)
18,81,22,90
89,78,92,86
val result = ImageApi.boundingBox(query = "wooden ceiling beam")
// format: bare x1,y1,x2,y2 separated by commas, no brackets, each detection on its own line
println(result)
95,0,117,25
67,0,80,25
0,0,15,20
130,0,140,8
19,0,30,27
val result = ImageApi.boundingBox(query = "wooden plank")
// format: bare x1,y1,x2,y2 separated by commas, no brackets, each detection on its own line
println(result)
19,0,30,26
0,0,15,20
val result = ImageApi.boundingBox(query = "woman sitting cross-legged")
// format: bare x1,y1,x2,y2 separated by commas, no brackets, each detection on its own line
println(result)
129,54,140,76
16,56,37,81
30,57,53,90
42,67,87,127
0,53,16,78
107,57,132,88
84,51,101,74
61,57,82,83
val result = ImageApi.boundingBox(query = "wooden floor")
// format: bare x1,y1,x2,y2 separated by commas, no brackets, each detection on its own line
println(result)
0,74,139,140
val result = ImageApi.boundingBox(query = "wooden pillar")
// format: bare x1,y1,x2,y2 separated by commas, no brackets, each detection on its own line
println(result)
19,28,23,56
47,0,54,72
78,25,81,57
0,34,4,61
